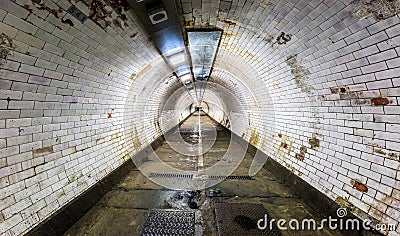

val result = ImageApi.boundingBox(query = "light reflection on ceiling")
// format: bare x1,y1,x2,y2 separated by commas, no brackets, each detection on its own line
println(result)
188,31,222,104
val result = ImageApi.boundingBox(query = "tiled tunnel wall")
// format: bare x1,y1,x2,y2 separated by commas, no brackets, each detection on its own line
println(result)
0,0,400,235
193,0,400,234
0,0,191,234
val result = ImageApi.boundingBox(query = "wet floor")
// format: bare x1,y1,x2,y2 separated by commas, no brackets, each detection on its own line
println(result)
64,114,341,236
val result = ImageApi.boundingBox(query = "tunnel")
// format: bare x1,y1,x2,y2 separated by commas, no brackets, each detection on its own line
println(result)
0,0,400,235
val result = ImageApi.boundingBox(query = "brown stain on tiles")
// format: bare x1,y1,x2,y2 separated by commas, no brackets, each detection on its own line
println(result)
249,128,260,146
371,97,390,106
308,136,320,149
336,197,354,210
33,146,54,157
61,18,74,27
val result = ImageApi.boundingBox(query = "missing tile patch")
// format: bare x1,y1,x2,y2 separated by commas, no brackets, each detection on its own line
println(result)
0,33,14,64
286,54,314,95
352,0,400,20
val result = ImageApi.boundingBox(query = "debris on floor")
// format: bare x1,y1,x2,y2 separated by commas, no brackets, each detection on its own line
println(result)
167,190,202,209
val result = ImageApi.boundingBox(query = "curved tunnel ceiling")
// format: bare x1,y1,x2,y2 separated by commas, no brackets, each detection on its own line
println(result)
0,0,399,234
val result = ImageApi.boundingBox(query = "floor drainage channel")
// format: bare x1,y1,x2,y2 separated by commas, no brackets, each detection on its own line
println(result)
209,175,254,180
149,173,194,179
214,203,282,236
140,210,195,236
149,173,254,180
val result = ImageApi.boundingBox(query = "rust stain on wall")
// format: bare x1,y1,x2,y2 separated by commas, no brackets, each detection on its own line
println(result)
249,129,260,146
371,97,390,106
277,135,293,159
351,179,368,193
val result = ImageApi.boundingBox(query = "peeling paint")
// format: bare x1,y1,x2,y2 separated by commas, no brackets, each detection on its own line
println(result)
89,0,130,30
276,32,292,45
222,31,236,38
295,145,307,161
352,0,399,20
286,54,314,95
308,136,320,149
295,153,304,161
300,145,307,154
0,33,14,65
37,5,63,18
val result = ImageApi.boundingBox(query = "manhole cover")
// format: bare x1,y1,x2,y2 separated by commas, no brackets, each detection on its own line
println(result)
214,203,282,236
140,210,195,236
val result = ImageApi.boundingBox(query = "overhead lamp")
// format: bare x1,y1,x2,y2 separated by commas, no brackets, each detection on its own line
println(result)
147,4,168,24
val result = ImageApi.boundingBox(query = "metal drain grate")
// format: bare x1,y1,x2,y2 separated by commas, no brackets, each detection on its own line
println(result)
214,203,282,236
209,175,254,180
149,173,254,180
149,173,193,179
140,210,195,236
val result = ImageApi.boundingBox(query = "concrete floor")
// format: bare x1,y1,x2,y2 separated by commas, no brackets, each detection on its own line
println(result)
64,115,341,236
